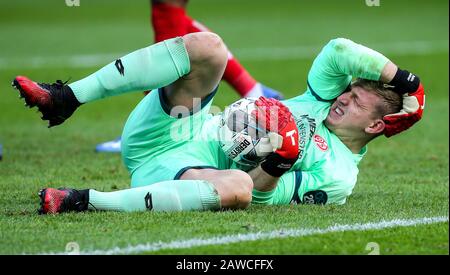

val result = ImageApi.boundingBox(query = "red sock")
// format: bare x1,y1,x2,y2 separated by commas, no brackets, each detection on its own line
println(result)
151,2,257,97
151,2,190,42
188,20,257,96
221,57,257,97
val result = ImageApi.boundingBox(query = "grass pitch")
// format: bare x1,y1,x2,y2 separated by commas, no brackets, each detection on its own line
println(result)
0,0,448,255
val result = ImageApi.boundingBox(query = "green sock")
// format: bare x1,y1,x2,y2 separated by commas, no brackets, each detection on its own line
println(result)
88,180,220,212
69,37,190,103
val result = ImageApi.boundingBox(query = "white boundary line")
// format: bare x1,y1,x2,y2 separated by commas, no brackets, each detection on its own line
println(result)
2,40,448,70
39,216,448,255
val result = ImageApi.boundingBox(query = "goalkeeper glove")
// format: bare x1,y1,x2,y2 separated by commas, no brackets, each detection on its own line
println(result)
383,68,425,137
253,97,299,177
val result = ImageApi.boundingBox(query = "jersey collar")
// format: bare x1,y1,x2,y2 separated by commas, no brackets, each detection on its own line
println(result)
353,145,367,164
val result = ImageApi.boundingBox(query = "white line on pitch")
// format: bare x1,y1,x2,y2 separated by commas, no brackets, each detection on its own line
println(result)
38,215,448,255
1,40,448,70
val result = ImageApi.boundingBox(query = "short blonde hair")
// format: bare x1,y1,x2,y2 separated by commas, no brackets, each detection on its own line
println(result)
352,78,402,118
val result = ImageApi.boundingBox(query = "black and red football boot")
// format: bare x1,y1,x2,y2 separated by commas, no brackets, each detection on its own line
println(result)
38,188,90,214
12,76,81,128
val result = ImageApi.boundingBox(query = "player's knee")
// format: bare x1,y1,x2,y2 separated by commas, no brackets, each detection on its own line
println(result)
183,32,227,70
226,170,253,209
233,170,254,194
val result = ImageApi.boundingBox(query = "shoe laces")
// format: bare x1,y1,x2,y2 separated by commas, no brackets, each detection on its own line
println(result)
54,78,70,87
56,77,71,86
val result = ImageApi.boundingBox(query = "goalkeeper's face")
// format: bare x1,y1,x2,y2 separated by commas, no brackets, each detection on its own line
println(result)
325,86,384,138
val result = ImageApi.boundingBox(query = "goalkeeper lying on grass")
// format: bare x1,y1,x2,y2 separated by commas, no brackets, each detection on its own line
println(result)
12,32,425,213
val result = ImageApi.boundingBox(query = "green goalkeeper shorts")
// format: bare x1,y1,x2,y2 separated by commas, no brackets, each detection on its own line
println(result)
121,88,230,188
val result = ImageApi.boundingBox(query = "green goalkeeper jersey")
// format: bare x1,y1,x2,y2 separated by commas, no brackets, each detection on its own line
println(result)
252,38,389,205
122,38,389,205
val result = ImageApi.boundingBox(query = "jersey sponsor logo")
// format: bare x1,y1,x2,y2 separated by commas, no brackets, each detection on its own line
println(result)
145,192,153,210
296,120,307,160
115,59,125,76
295,115,317,160
302,190,328,205
298,114,316,139
313,134,328,151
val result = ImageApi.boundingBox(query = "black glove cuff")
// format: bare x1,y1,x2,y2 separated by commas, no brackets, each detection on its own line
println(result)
260,153,297,178
388,68,420,94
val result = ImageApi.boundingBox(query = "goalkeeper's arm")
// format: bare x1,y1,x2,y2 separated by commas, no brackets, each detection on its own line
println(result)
248,165,279,193
248,97,300,192
310,38,426,136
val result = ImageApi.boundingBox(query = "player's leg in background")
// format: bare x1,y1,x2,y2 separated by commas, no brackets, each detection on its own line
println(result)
38,168,253,213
